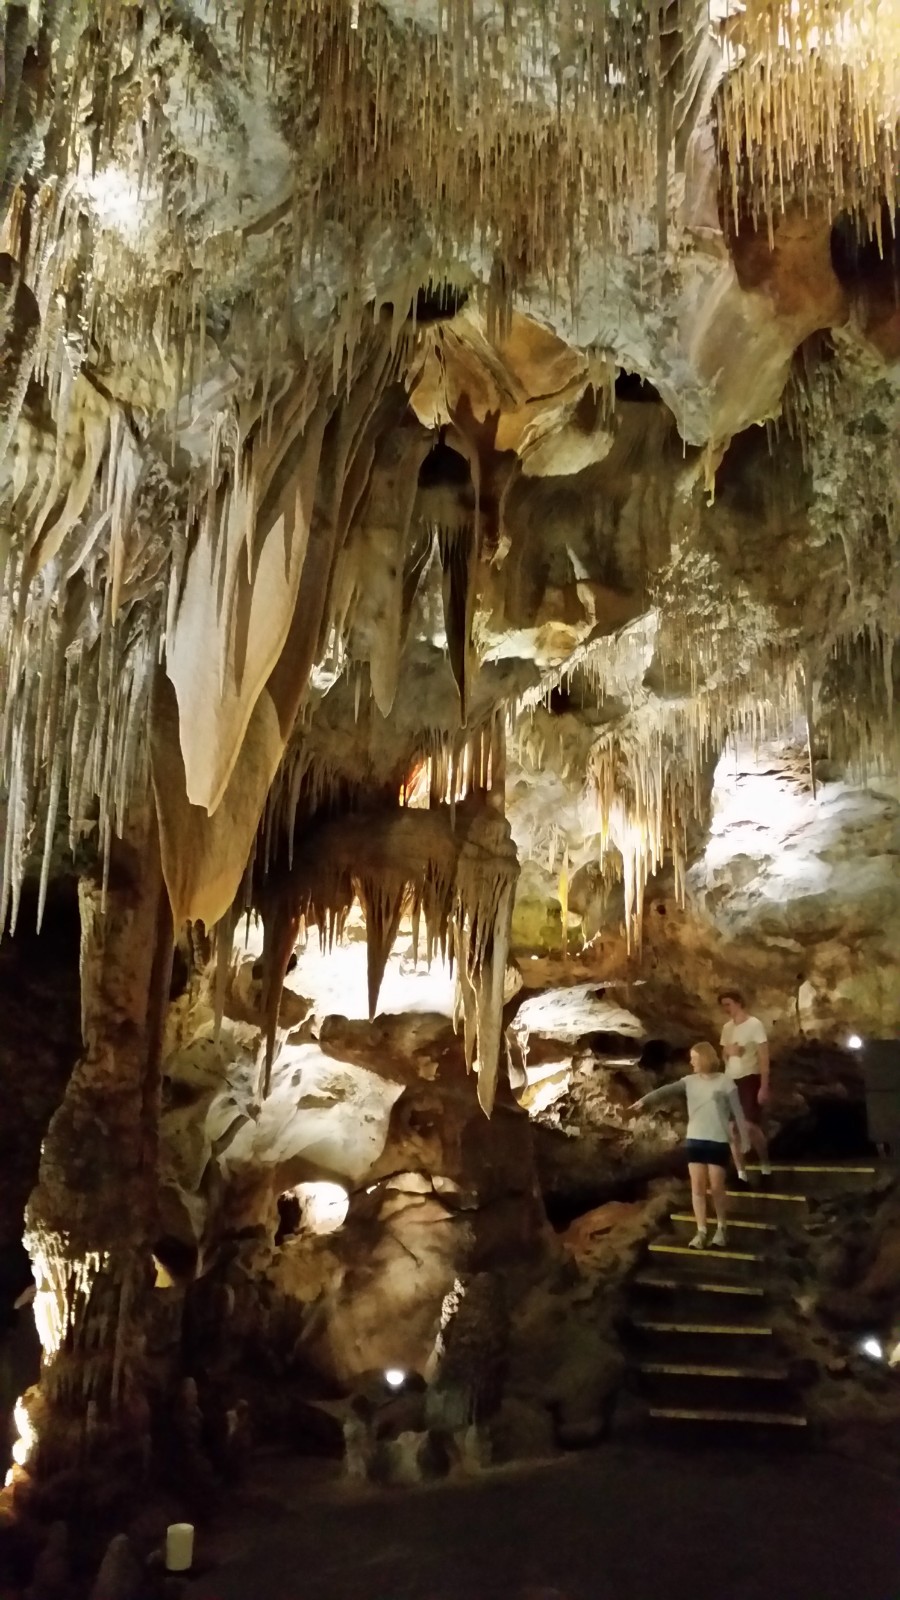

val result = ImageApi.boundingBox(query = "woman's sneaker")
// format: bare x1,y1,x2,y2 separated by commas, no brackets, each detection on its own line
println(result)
711,1225,728,1248
688,1230,708,1249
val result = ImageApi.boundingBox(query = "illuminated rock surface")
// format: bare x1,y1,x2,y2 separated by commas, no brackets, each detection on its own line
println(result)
0,0,899,1587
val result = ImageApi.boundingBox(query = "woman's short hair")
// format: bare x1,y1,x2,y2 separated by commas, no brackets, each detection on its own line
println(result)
717,988,745,1006
691,1041,720,1073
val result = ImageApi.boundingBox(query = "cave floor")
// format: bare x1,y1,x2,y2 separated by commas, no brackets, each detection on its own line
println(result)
187,1441,900,1600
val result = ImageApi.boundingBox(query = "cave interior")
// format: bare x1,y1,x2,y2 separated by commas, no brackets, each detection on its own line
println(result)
1,0,900,1594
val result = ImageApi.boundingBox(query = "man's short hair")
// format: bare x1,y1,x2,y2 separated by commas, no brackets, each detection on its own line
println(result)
718,988,745,1006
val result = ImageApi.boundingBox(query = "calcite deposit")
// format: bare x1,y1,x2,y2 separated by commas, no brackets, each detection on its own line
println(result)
0,0,898,1570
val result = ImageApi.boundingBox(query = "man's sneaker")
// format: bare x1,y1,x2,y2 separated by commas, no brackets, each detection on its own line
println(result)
688,1230,708,1250
711,1225,728,1248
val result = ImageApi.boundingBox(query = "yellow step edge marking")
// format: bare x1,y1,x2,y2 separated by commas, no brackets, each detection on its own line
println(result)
747,1164,876,1175
725,1191,806,1203
635,1275,765,1297
633,1321,774,1336
670,1213,776,1231
638,1361,787,1379
650,1243,758,1262
649,1407,807,1427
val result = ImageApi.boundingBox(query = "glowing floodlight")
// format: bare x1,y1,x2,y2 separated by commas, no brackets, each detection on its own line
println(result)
847,1034,863,1051
284,1181,349,1235
859,1336,883,1361
384,1368,406,1389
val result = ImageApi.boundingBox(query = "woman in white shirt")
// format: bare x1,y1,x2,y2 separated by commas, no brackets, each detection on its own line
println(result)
633,1042,751,1249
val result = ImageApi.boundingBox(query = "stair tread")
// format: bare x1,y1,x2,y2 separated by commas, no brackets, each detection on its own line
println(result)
746,1163,876,1174
670,1213,776,1232
634,1274,765,1298
650,1242,760,1263
725,1190,806,1203
632,1320,774,1336
649,1406,807,1427
637,1360,788,1380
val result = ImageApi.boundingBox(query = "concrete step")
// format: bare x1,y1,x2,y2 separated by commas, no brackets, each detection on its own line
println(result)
634,1360,794,1411
725,1188,809,1221
668,1213,778,1246
647,1241,762,1280
632,1273,769,1325
629,1318,778,1365
647,1405,808,1444
744,1163,878,1194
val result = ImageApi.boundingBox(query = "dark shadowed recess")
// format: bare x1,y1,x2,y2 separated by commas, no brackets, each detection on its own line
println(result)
830,204,900,296
0,878,81,1467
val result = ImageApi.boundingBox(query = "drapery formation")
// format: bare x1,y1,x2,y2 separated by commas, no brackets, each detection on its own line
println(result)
150,332,414,929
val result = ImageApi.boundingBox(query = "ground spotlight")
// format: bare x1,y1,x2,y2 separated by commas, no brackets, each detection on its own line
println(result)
846,1034,863,1051
384,1368,406,1389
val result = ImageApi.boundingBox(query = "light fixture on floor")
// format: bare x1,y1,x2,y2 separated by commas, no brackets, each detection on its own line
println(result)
847,1034,863,1050
384,1368,406,1389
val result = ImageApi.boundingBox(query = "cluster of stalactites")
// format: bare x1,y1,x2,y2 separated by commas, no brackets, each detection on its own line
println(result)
0,219,415,933
252,796,517,1116
0,260,171,937
718,0,900,236
251,710,507,890
593,732,690,955
513,622,812,954
588,659,812,952
25,0,662,365
0,586,160,937
4,0,898,404
820,625,900,779
407,716,508,810
783,332,899,708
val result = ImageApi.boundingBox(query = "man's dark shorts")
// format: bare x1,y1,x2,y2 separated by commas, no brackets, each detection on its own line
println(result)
735,1073,764,1125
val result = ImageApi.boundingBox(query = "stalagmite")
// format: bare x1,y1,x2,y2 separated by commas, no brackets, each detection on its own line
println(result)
21,802,171,1484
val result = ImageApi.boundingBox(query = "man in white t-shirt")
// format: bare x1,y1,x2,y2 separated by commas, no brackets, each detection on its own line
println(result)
719,989,771,1179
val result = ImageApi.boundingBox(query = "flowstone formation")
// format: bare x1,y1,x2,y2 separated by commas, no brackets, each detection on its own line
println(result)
0,0,899,1567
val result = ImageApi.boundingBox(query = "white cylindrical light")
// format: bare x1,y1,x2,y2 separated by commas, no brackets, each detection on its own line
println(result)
847,1034,863,1050
166,1524,195,1572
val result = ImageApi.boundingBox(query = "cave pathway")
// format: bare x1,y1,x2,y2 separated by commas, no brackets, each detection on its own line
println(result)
187,1431,900,1600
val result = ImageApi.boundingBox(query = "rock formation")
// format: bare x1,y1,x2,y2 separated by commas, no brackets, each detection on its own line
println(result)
0,0,898,1566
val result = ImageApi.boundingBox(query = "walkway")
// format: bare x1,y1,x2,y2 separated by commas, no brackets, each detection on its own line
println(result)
188,1442,900,1600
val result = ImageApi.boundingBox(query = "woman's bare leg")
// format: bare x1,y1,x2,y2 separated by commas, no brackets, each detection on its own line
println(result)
709,1163,728,1228
688,1163,708,1245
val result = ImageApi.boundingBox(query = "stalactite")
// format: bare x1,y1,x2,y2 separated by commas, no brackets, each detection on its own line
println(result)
438,521,477,723
254,800,518,1113
802,665,818,799
559,845,569,961
359,875,407,1018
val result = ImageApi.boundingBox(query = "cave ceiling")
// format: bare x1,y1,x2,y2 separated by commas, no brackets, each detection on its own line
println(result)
0,0,899,1107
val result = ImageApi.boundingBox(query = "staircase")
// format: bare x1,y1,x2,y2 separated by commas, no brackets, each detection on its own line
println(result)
625,1162,879,1440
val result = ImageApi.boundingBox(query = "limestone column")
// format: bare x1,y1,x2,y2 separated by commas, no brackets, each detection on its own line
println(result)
17,800,173,1491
